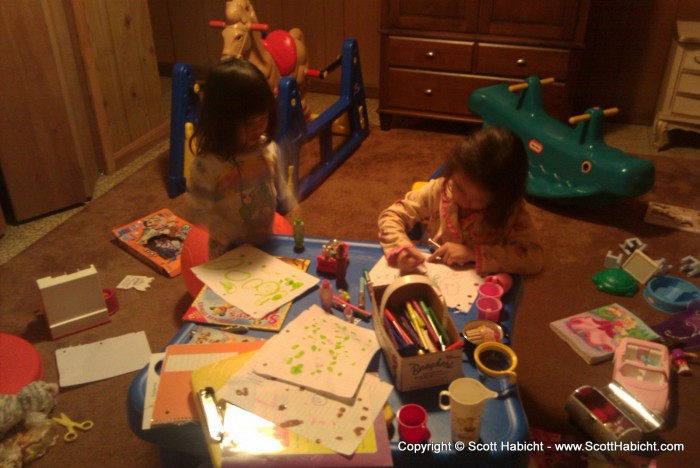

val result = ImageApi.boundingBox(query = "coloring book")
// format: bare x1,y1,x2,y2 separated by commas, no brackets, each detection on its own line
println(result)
549,303,660,364
112,208,191,277
183,258,310,332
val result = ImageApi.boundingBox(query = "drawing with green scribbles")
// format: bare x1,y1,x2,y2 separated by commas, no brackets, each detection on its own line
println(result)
251,305,380,400
191,244,318,320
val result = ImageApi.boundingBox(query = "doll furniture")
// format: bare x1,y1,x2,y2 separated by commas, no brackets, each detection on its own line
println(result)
653,21,700,150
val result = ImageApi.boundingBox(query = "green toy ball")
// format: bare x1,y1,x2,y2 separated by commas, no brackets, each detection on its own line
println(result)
592,268,639,296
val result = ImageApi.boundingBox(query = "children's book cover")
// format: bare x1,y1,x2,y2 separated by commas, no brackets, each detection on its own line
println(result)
183,258,310,332
549,303,660,364
112,208,191,277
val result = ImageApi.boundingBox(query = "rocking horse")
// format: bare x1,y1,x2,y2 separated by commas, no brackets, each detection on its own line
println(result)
218,0,309,115
167,1,369,200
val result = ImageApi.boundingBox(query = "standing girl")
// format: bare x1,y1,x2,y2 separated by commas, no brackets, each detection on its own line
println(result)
378,126,543,275
185,58,296,258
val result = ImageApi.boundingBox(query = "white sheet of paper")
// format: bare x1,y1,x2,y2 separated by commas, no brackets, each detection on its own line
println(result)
250,305,379,401
369,254,483,311
191,244,319,319
220,358,392,456
55,331,151,387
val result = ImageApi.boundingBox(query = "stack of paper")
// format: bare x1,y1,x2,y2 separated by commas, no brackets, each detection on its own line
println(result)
219,306,393,456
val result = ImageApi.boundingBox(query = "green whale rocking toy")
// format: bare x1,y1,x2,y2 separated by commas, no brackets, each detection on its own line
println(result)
468,76,655,207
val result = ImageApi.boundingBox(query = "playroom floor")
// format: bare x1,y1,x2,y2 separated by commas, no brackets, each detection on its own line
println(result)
0,78,698,266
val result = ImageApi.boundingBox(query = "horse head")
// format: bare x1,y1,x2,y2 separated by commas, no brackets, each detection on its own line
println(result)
221,0,258,60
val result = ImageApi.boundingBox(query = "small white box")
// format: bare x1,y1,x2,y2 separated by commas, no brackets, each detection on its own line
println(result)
37,265,110,339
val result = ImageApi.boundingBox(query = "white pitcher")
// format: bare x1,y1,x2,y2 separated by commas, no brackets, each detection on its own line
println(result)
439,377,497,443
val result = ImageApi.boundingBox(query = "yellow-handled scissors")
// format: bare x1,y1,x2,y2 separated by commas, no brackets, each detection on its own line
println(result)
52,412,93,442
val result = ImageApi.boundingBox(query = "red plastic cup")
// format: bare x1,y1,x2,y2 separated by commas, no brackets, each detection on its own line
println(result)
476,296,503,323
477,282,504,299
397,403,431,443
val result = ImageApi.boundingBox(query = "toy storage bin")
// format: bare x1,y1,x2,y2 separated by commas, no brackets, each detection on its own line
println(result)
371,275,463,391
565,383,663,444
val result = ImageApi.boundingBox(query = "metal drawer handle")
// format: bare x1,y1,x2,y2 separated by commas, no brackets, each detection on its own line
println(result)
426,51,435,59
424,89,433,96
516,58,527,67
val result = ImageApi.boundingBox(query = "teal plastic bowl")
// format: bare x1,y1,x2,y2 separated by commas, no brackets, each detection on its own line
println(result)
643,275,700,313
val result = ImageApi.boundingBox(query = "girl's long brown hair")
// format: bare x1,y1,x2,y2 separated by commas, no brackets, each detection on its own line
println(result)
443,127,528,228
192,57,277,157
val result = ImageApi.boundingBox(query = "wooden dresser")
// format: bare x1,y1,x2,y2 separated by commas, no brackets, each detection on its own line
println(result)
378,0,590,129
653,21,700,149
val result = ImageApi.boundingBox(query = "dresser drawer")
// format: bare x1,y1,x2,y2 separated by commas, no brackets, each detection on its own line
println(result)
677,72,700,97
386,36,474,73
475,43,571,81
681,48,700,72
671,94,700,117
383,69,495,116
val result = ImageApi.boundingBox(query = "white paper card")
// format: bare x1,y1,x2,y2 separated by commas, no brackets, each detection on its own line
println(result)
55,331,151,387
250,306,379,400
369,254,483,311
191,244,319,319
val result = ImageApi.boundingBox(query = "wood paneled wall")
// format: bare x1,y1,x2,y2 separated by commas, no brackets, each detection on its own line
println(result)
149,0,381,95
577,0,700,125
80,1,165,164
0,0,164,222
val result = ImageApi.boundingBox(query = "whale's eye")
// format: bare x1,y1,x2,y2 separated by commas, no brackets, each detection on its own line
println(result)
581,160,592,173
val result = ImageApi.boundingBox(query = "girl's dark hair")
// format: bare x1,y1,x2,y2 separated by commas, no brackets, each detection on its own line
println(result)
192,57,277,156
444,126,528,228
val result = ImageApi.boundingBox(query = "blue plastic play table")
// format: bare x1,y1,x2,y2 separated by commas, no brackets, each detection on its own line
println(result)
127,235,529,467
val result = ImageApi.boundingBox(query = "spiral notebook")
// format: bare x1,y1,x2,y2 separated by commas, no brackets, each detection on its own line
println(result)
150,340,264,426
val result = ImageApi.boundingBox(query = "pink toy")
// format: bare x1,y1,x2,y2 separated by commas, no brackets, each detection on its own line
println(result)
612,337,670,417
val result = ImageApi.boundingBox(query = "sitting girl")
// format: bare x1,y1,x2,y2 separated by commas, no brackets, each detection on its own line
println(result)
185,57,296,258
378,126,543,275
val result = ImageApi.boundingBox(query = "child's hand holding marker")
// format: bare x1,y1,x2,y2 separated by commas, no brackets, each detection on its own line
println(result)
427,242,474,266
396,247,427,274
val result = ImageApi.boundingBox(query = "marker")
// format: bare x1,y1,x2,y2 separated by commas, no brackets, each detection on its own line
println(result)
384,308,412,345
444,340,464,352
420,299,451,346
411,300,441,350
358,276,366,309
332,295,372,320
404,303,431,352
